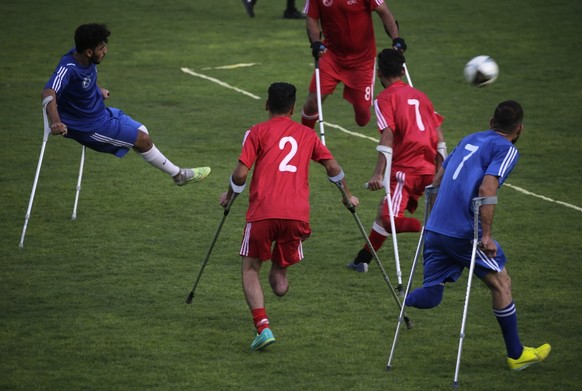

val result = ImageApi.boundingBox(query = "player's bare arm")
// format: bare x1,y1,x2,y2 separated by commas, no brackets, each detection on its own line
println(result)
478,174,500,257
41,88,67,136
305,16,322,44
99,86,110,99
368,127,394,191
220,162,249,207
321,159,359,207
374,3,400,41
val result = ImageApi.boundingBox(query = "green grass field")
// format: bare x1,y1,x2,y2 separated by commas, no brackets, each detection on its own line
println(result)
1,0,581,389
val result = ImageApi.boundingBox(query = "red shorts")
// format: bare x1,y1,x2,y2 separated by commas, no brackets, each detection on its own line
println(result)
308,51,376,109
239,219,312,268
382,172,434,218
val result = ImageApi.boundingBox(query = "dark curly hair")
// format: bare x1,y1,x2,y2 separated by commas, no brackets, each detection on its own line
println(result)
75,23,110,52
377,48,406,78
268,82,297,114
491,100,524,133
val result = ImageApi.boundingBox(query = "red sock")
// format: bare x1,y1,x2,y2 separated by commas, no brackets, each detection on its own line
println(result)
251,308,270,333
364,228,388,252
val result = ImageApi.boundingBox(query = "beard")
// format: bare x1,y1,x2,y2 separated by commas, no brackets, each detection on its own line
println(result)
90,54,104,64
512,134,520,144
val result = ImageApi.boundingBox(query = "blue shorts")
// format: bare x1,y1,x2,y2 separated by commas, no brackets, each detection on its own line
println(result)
422,230,507,287
65,108,142,157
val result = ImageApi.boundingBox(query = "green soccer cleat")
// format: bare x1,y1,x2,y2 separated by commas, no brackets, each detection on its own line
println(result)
507,343,551,371
174,167,211,186
250,328,276,351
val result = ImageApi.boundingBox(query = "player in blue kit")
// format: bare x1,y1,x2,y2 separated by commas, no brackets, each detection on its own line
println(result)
406,100,551,371
41,23,210,185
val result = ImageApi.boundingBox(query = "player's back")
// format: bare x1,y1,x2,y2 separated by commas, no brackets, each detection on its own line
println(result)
427,130,518,239
241,116,333,222
376,81,441,174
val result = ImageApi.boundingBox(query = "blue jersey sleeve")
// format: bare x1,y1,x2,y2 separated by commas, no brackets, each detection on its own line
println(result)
485,143,519,186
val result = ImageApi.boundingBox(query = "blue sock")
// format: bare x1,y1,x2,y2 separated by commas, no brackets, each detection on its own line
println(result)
405,284,444,309
494,301,523,359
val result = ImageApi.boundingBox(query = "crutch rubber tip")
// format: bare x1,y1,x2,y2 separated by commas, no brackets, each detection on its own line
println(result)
185,292,194,304
452,381,459,389
404,318,414,329
386,365,392,371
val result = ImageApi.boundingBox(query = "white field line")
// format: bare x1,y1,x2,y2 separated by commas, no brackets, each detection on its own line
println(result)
180,67,260,100
201,63,259,70
504,183,582,212
181,67,581,213
324,122,379,142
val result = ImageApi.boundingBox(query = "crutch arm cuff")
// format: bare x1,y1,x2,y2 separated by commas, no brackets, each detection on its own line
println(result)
42,96,54,107
481,196,497,205
230,176,246,194
473,196,497,206
328,169,345,184
437,142,447,160
376,145,393,155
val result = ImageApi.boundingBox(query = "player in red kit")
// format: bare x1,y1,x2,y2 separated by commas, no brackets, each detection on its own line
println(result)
220,82,358,351
301,0,406,129
347,49,446,273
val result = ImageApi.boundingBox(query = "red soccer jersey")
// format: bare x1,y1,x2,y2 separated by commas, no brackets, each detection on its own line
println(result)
374,80,444,175
239,116,334,223
305,0,382,64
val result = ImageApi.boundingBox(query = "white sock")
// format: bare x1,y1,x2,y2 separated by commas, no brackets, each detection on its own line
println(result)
139,145,180,176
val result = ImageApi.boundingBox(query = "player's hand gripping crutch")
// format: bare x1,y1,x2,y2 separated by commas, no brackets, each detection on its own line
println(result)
19,96,54,248
376,145,404,296
452,195,497,388
386,185,438,370
315,58,326,145
333,177,413,329
185,189,241,304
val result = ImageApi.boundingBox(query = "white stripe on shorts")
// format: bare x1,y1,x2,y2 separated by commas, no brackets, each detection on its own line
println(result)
476,248,501,272
240,222,252,256
391,171,405,214
297,240,304,260
90,133,134,149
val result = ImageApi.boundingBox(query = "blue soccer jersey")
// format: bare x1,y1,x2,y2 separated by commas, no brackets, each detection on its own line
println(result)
426,130,519,239
44,49,108,131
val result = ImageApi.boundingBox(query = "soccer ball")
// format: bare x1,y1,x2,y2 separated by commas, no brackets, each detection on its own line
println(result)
464,55,499,87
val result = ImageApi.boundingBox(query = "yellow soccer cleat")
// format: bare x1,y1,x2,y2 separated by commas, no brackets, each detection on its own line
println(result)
174,167,211,186
507,343,551,371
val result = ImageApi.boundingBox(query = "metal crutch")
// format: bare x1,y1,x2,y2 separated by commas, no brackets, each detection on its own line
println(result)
19,96,54,248
452,195,497,388
386,185,438,370
334,180,413,329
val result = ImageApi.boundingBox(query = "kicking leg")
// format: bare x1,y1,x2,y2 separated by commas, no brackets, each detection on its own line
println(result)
135,127,210,185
